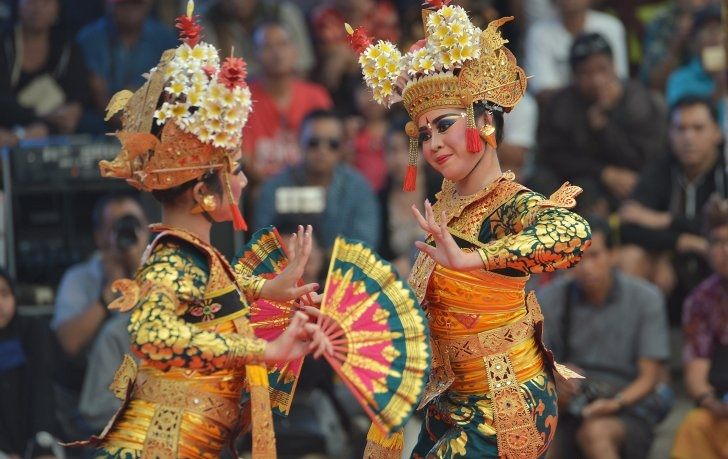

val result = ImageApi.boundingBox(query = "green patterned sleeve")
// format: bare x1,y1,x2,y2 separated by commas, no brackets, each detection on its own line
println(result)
128,242,267,371
476,191,592,273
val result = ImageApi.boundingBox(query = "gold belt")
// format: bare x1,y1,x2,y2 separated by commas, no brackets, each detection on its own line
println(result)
434,309,536,363
134,372,241,427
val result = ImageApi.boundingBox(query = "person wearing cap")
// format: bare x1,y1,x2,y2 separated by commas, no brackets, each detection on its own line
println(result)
71,4,332,458
346,2,592,457
536,32,666,212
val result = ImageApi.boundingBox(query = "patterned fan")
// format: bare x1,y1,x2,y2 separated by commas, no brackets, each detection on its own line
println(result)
232,226,307,416
318,237,430,433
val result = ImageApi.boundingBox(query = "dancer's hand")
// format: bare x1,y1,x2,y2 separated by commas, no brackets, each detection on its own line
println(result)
260,225,319,301
412,200,482,271
263,311,332,362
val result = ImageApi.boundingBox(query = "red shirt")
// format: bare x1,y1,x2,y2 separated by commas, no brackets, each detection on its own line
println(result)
243,79,332,178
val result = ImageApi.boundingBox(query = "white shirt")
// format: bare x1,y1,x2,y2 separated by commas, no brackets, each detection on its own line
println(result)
524,10,629,93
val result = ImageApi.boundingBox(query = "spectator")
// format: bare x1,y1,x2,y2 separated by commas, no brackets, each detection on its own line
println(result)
0,268,62,459
536,33,666,211
201,0,315,79
377,125,425,278
539,216,672,459
349,84,389,193
77,312,132,434
619,96,726,323
665,4,724,115
242,22,332,182
310,0,399,110
672,196,728,459
76,0,177,127
0,0,91,146
524,0,628,104
253,109,381,250
640,0,717,92
52,193,148,441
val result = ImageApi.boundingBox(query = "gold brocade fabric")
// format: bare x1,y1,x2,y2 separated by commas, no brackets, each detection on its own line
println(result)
425,266,544,396
96,227,271,458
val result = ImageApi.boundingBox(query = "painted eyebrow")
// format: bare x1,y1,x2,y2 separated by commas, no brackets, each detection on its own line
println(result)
418,113,461,132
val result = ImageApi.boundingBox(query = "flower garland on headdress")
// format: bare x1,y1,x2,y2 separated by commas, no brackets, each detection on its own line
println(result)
99,0,253,230
347,0,527,191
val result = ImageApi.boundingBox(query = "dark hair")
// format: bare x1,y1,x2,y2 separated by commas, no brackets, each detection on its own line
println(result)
670,95,719,125
585,214,612,248
252,20,293,48
473,101,505,146
569,33,613,70
691,4,721,37
0,267,15,299
151,171,223,205
299,109,343,139
91,193,142,231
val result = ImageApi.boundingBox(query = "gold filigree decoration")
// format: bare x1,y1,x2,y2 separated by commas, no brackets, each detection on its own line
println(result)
109,354,138,400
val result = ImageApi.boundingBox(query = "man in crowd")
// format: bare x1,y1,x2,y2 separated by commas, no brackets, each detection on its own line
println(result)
52,194,148,440
253,109,380,250
619,95,725,323
536,32,666,212
539,216,671,459
672,196,728,459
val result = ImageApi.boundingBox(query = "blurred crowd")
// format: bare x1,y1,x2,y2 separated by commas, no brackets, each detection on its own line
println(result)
1,0,727,458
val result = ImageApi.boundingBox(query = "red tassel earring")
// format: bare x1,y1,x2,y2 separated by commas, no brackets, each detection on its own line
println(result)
403,121,419,192
465,103,483,153
223,171,248,231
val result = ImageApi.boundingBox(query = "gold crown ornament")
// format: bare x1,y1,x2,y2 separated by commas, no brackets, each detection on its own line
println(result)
98,0,251,230
346,0,527,191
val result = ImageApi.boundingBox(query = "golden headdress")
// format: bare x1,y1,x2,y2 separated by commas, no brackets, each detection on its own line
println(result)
98,0,252,230
347,0,526,190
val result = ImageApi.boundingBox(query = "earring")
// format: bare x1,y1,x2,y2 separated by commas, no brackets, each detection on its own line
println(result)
479,124,497,149
201,194,218,212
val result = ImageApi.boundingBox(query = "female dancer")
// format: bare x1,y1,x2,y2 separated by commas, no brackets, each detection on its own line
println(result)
348,3,592,457
86,4,330,458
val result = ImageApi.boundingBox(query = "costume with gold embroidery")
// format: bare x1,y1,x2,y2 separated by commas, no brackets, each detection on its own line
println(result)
72,2,282,457
92,226,272,459
349,2,591,457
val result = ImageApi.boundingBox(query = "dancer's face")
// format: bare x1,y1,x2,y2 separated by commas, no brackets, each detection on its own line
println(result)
417,107,483,182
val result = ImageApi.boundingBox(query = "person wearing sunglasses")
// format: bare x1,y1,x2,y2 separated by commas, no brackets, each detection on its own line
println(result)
348,3,591,458
253,108,381,251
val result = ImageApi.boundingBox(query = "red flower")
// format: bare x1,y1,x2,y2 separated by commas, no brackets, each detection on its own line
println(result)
424,0,452,8
202,65,217,79
219,57,248,90
175,14,202,47
347,26,372,54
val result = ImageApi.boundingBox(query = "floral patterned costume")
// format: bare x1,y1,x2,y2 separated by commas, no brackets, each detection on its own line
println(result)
89,226,274,458
408,174,590,458
367,174,590,459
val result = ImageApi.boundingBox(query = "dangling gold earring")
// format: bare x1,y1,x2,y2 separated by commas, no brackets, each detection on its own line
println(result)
479,111,497,149
201,194,218,212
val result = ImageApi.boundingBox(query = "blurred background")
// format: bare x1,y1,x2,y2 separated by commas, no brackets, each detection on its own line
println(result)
0,0,726,458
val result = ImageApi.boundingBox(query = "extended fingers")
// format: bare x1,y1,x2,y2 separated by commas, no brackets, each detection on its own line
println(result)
293,282,319,299
411,204,431,233
424,200,442,237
